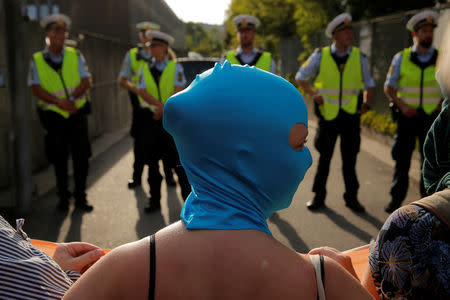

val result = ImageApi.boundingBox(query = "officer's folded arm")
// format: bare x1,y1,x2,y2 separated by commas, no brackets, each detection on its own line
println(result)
118,76,138,94
31,84,61,106
71,77,91,100
138,88,163,109
31,84,77,113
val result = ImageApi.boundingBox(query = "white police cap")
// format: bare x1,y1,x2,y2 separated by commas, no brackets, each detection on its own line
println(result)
40,13,71,31
233,14,260,30
136,21,160,31
145,30,174,46
406,10,438,32
325,13,352,38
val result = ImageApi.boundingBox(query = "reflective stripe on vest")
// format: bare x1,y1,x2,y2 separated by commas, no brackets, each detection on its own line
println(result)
397,48,441,114
140,60,176,111
226,51,272,72
33,47,87,119
313,47,364,121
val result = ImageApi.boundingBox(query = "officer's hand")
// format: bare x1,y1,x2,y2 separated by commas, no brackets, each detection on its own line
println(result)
58,99,78,114
312,94,324,105
400,104,418,118
152,105,164,121
53,242,104,274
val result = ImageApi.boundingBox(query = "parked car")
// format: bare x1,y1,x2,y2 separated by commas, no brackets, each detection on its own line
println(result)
177,57,220,86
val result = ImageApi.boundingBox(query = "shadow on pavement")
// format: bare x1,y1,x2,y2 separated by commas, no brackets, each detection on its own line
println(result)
269,212,309,253
63,209,87,242
321,207,375,243
166,185,183,225
23,137,132,242
356,211,385,231
134,187,166,239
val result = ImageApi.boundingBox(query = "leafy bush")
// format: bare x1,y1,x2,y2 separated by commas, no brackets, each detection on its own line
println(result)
360,110,396,137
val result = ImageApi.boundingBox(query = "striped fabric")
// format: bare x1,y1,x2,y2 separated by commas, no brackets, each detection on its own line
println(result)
0,216,78,300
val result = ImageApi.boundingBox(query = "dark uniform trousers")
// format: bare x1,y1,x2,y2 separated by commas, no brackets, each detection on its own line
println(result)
390,110,437,205
130,92,174,184
312,110,361,203
41,110,91,204
136,110,190,201
128,91,145,184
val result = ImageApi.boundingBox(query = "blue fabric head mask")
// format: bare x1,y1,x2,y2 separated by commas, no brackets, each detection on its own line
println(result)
163,61,312,235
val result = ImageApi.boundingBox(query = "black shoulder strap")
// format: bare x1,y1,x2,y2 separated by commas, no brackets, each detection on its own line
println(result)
409,48,438,69
150,62,163,85
235,50,264,66
148,234,156,300
136,47,152,64
42,51,62,71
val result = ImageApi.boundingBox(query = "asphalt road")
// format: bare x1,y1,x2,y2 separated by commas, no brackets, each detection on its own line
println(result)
21,122,421,252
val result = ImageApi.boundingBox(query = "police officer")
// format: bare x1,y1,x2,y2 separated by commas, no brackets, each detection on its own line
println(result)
137,29,191,212
28,14,93,211
221,14,276,73
118,22,176,189
296,13,375,213
384,10,442,213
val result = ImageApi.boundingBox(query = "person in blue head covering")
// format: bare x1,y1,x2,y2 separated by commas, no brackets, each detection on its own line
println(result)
64,61,374,300
164,61,312,235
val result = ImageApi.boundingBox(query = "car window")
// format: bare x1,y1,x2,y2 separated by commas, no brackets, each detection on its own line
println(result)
180,61,218,85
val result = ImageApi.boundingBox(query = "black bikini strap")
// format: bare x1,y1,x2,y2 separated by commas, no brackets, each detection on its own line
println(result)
319,255,325,288
149,234,156,300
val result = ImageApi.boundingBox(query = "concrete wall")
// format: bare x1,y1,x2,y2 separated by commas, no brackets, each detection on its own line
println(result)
59,0,130,43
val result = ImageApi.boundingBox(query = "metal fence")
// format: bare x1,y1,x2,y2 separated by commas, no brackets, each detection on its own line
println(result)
279,5,450,113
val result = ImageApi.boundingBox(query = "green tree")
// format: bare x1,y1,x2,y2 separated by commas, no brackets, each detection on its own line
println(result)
225,0,327,60
185,22,224,57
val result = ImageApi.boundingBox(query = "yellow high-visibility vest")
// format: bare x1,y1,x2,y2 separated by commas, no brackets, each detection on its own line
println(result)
398,48,441,115
313,46,364,121
140,60,176,111
226,50,272,72
129,47,148,87
33,47,87,119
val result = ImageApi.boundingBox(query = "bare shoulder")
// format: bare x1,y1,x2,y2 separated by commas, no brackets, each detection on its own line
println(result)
63,237,150,300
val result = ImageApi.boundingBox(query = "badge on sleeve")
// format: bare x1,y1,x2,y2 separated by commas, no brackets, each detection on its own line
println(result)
388,65,394,76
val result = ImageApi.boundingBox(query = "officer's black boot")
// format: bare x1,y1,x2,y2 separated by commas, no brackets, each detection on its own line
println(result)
344,193,365,213
306,193,325,210
128,178,142,189
384,199,402,213
74,192,94,212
